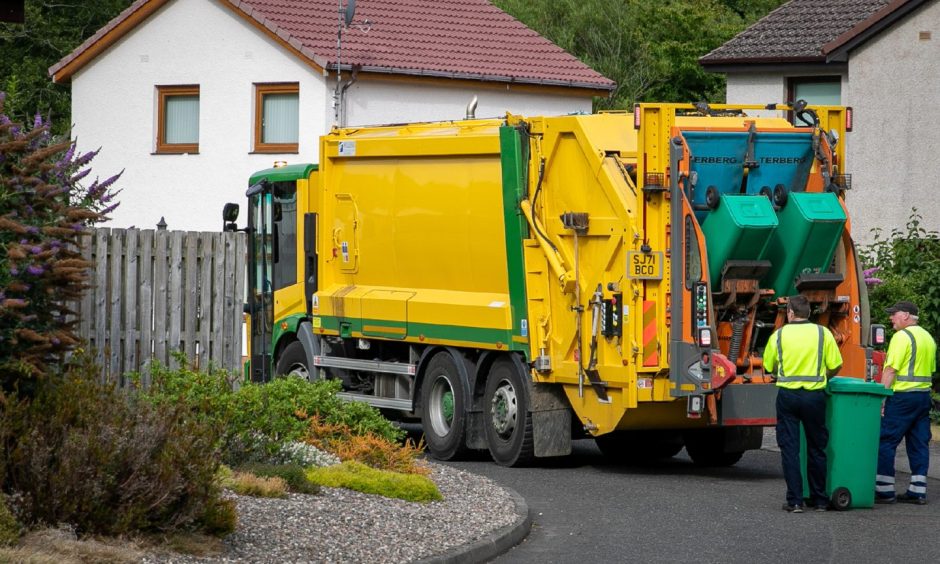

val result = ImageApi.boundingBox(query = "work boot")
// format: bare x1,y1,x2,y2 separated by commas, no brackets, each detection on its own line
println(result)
874,496,897,505
897,493,927,505
782,503,803,513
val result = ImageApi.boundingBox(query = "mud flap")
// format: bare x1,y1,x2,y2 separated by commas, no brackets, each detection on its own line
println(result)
719,383,778,426
529,382,572,458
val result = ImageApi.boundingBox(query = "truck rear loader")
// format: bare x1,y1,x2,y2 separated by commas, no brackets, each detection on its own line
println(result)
224,102,877,467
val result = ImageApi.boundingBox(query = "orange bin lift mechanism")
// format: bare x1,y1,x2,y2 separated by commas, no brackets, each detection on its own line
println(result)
642,300,659,366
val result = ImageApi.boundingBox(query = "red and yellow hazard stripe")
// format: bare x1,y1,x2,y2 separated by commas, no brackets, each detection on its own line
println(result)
643,300,659,366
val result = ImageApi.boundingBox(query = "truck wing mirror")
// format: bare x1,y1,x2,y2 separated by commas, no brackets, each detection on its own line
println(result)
870,324,886,349
223,203,240,231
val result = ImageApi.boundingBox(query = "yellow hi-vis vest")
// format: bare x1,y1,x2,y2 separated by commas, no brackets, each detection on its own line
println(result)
765,322,841,391
886,325,937,393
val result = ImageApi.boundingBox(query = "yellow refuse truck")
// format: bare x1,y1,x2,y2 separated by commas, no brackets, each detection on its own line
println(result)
223,102,877,466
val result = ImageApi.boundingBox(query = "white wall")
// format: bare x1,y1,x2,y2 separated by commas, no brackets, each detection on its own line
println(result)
71,0,329,231
725,72,785,110
343,79,593,126
70,0,596,231
844,1,940,243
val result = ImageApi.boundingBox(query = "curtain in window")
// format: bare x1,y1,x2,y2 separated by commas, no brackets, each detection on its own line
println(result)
262,93,299,144
165,95,199,144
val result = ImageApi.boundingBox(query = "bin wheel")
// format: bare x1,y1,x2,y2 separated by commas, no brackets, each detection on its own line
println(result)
831,487,852,511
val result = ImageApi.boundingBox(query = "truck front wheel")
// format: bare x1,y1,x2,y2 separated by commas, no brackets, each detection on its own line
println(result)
275,341,310,380
420,352,469,461
483,358,534,467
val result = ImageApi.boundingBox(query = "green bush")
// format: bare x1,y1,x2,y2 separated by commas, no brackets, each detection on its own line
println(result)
0,352,226,536
306,461,442,503
141,359,404,466
235,463,321,495
858,208,940,415
0,495,19,547
0,92,120,395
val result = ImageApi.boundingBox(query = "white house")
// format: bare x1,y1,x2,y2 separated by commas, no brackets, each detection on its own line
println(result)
50,0,614,231
699,0,940,244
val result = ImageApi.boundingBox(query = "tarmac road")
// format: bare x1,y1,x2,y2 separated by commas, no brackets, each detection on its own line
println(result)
442,432,940,564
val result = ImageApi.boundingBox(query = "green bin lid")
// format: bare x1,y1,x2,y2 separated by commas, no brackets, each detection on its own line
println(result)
828,376,893,396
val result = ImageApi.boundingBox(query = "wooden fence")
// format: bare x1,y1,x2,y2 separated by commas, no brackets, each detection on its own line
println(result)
75,227,246,385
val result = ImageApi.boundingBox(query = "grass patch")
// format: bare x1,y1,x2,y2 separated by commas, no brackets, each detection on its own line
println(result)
306,461,442,503
0,527,144,563
225,471,288,499
236,463,321,495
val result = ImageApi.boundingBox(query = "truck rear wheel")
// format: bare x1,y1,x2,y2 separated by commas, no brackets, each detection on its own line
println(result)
275,341,310,380
484,358,534,467
420,352,469,461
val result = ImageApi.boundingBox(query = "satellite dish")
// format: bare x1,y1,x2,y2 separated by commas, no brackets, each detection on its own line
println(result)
344,0,356,26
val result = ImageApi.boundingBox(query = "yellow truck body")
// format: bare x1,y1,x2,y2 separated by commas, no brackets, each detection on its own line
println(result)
232,103,873,467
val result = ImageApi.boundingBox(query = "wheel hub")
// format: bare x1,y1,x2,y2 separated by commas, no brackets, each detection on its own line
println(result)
288,363,309,380
490,381,517,436
428,375,455,437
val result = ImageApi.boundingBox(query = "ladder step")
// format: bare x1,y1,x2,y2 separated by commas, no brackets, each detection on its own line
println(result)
314,355,417,376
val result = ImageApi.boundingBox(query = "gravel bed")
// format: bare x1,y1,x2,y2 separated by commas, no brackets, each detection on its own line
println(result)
142,463,517,563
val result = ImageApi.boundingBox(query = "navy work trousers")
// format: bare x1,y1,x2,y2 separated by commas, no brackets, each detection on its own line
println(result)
776,387,828,507
877,391,932,500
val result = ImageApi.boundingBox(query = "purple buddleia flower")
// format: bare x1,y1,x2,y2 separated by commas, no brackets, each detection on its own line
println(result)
71,168,91,184
33,114,43,128
72,148,99,168
9,266,19,275
26,264,44,276
61,143,76,164
26,226,39,235
29,245,41,255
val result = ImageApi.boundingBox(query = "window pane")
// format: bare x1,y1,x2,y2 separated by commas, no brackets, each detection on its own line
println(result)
165,95,199,144
262,92,299,144
793,81,841,106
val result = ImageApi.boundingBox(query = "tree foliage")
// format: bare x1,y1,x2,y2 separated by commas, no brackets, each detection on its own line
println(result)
493,0,785,110
0,92,120,393
0,0,133,135
858,209,940,340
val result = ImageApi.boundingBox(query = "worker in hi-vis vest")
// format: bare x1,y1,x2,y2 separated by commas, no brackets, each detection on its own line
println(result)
875,300,937,505
763,295,843,513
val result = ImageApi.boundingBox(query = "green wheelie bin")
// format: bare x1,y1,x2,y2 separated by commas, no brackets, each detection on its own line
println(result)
801,376,893,510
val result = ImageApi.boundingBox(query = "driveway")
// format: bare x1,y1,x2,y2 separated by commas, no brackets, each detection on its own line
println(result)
443,432,940,564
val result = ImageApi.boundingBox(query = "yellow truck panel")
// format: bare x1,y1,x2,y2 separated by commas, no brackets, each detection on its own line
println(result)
233,102,872,468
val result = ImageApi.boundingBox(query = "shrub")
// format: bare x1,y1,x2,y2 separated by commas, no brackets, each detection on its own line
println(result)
306,415,428,475
142,361,405,466
858,209,940,416
225,377,405,464
0,92,120,395
0,495,19,546
305,461,442,503
268,440,340,468
235,463,321,495
225,472,287,499
0,352,226,536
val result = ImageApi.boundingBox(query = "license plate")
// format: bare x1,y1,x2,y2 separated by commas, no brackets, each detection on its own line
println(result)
627,251,663,280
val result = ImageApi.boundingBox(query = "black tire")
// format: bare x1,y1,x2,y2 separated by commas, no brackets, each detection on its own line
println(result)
595,431,684,464
483,358,534,467
275,341,310,380
420,352,470,461
683,429,744,467
831,487,852,511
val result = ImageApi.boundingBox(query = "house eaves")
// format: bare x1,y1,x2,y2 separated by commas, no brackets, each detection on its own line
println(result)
822,0,930,61
698,0,930,71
